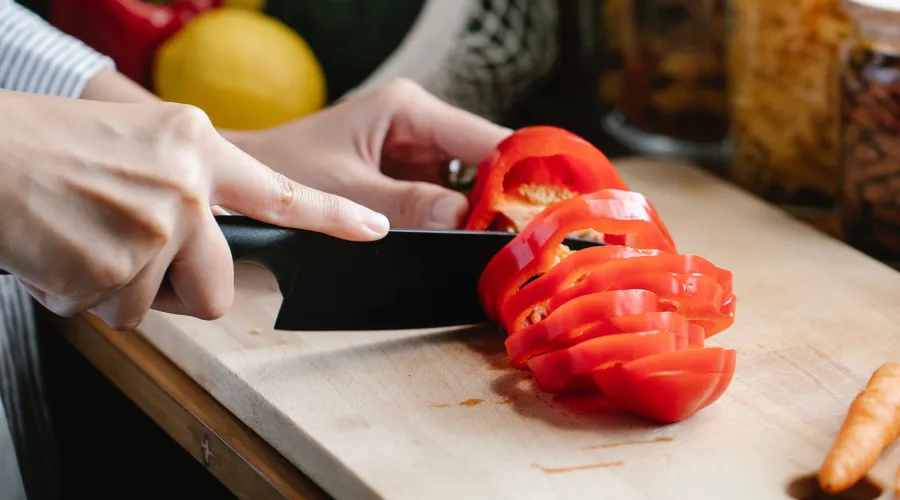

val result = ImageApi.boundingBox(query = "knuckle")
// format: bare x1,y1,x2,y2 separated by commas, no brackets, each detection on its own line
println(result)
384,77,422,96
85,256,136,290
270,171,299,216
160,103,213,141
379,77,425,105
179,188,207,220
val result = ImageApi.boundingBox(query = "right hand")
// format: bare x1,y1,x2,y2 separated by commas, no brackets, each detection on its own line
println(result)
0,91,390,330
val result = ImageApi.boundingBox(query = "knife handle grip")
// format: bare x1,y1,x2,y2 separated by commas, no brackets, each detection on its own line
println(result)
216,215,290,264
215,215,298,295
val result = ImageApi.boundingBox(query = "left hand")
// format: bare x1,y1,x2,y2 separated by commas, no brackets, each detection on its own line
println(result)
224,78,512,229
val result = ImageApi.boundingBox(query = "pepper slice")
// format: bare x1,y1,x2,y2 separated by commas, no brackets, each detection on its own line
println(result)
478,190,677,322
526,312,706,393
504,290,664,369
505,266,728,368
543,255,736,338
591,348,737,423
499,245,666,334
548,254,733,308
465,126,630,233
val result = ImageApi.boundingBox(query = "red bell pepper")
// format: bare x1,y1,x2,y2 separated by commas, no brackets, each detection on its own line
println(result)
49,0,219,89
591,347,737,424
544,255,735,337
463,126,739,425
499,245,666,333
504,290,664,368
477,189,678,322
464,125,630,235
526,312,706,393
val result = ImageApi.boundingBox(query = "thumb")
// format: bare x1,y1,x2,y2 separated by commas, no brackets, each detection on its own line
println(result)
358,174,469,230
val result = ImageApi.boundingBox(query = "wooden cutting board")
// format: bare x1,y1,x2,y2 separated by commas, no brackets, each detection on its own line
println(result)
136,157,900,500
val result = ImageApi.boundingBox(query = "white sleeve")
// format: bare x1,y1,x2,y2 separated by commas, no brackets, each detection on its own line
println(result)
0,0,114,98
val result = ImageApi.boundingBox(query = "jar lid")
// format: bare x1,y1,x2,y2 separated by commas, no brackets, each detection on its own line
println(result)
847,0,900,12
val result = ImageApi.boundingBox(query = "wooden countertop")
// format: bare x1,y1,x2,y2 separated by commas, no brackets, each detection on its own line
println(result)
61,157,900,500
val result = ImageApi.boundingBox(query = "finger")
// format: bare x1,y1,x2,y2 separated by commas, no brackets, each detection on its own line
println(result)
384,79,513,166
15,277,47,305
148,276,190,317
155,210,235,321
353,173,469,230
210,138,390,241
87,254,172,331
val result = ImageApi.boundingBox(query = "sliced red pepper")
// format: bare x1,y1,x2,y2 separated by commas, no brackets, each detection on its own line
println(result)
465,126,629,232
549,254,733,307
504,290,663,369
526,311,701,393
499,245,666,334
591,348,737,423
478,191,677,322
529,331,681,394
578,313,706,351
543,256,736,338
505,266,726,369
541,254,735,338
465,126,739,425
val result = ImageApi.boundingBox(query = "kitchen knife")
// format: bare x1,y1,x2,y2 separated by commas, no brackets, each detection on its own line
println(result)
0,215,604,331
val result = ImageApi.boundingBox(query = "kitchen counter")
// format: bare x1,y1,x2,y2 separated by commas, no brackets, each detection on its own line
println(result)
55,156,900,500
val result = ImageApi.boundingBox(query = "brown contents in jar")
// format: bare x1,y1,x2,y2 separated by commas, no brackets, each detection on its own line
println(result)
840,41,900,259
598,0,729,143
728,0,852,209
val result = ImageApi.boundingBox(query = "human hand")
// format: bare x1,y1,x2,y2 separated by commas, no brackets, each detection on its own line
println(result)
0,91,389,330
224,79,513,230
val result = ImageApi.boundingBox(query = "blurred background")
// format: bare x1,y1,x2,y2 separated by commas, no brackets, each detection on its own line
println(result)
10,0,849,217
14,0,894,261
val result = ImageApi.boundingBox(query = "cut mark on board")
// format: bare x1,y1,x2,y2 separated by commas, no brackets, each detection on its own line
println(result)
532,461,625,474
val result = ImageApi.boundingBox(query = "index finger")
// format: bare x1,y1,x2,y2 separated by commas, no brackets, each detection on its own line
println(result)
208,138,390,241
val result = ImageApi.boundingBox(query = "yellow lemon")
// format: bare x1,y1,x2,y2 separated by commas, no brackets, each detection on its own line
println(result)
154,7,326,130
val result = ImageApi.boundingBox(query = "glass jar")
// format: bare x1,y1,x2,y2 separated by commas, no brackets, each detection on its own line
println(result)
727,0,852,215
596,0,729,162
838,0,900,262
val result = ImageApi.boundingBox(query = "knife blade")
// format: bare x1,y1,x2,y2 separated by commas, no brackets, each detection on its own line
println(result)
0,215,605,330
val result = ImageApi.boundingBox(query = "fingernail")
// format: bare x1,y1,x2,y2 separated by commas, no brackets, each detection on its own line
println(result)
358,206,390,237
430,195,465,228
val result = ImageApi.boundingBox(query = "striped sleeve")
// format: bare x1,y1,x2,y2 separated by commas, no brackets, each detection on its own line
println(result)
0,0,114,98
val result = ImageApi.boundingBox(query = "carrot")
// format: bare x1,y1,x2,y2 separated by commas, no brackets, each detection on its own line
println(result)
818,362,900,494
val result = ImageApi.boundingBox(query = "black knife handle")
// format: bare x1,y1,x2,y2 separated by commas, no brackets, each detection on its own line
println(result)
215,215,290,266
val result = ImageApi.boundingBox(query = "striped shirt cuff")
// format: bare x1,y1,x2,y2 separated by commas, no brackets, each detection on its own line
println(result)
0,0,115,98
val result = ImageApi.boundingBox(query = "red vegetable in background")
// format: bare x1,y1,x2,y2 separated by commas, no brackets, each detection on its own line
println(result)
49,0,219,89
464,126,738,424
